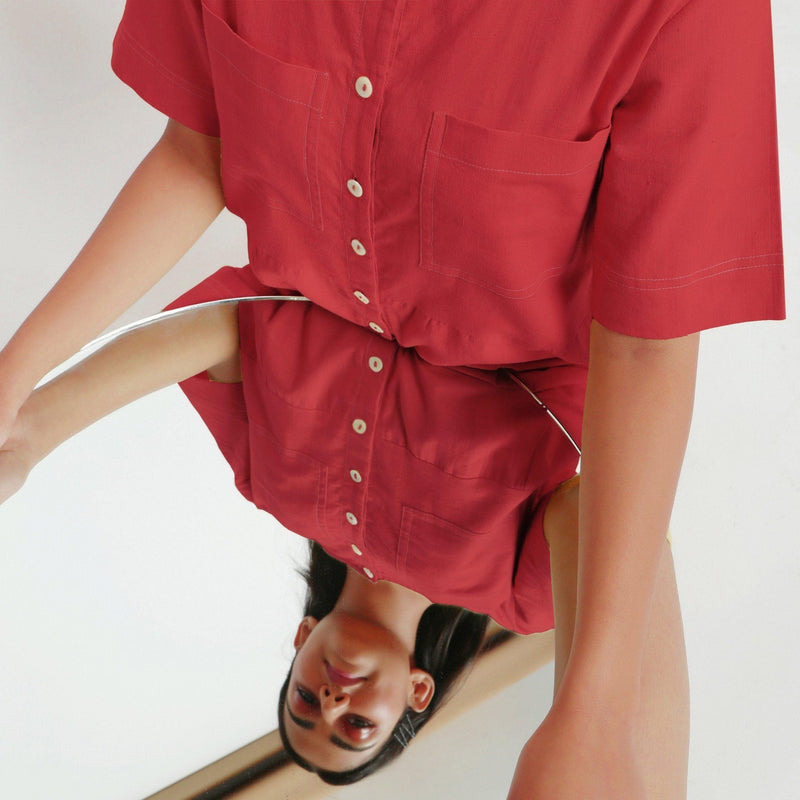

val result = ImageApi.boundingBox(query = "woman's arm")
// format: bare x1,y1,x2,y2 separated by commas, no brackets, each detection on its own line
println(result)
508,319,699,799
0,302,240,506
0,119,225,443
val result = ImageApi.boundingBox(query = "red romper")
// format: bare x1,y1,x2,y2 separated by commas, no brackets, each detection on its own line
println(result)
110,0,785,634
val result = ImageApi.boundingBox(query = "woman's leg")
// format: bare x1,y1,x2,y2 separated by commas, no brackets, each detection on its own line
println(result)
545,479,690,799
0,303,241,504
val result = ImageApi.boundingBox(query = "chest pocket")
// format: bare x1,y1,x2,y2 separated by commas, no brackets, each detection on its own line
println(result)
419,112,609,298
201,1,328,230
248,422,329,538
395,505,498,600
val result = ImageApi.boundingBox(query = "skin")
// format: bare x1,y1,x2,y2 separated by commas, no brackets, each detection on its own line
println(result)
283,568,435,772
545,476,690,799
0,119,224,446
509,324,698,799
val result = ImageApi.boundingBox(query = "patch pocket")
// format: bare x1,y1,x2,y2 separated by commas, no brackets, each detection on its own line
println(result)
420,113,610,298
201,1,328,230
249,423,328,537
396,505,490,595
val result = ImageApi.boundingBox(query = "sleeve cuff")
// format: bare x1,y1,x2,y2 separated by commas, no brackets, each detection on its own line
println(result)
592,253,785,339
111,27,220,137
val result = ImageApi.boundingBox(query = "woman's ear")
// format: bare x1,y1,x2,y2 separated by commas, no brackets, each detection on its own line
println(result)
407,669,435,713
293,616,318,650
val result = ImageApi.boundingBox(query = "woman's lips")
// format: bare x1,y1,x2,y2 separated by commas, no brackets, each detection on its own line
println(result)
325,662,363,687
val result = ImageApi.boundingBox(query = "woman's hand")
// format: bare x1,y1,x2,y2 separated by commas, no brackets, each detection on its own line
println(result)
507,698,645,800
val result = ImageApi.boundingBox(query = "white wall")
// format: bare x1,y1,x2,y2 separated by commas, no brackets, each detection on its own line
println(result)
1,2,798,799
0,3,310,797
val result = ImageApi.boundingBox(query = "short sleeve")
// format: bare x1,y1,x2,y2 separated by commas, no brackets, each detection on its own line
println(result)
110,0,219,137
590,0,785,338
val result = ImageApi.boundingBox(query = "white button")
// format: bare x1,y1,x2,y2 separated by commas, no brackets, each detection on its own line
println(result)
355,76,373,98
351,544,363,556
353,290,370,304
363,567,375,580
350,469,362,483
351,238,366,256
368,356,383,373
347,179,364,198
352,419,367,434
346,511,358,526
368,322,384,334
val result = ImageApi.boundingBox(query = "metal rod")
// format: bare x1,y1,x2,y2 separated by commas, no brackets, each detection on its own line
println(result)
79,296,311,353
502,369,582,456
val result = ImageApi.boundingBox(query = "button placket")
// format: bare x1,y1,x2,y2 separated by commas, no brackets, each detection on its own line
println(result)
344,68,392,336
339,335,395,583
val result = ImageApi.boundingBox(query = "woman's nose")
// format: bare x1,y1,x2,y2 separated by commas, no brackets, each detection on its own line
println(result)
319,683,350,721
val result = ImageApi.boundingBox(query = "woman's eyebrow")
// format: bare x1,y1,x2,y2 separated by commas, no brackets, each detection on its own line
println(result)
287,705,314,730
329,733,378,753
286,706,379,752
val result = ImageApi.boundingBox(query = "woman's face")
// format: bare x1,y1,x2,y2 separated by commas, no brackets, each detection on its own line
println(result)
283,612,434,772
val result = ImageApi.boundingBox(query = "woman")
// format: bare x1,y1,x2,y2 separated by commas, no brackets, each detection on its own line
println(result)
2,292,680,794
0,0,784,796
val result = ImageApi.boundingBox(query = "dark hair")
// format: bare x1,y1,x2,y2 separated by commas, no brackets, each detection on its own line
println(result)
277,540,490,785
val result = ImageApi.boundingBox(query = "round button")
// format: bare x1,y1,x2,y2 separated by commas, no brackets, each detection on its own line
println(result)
352,419,367,434
363,567,375,580
351,238,366,256
346,511,358,526
351,544,363,556
347,179,364,198
368,356,384,373
368,322,384,334
353,290,370,305
349,469,362,483
355,76,373,98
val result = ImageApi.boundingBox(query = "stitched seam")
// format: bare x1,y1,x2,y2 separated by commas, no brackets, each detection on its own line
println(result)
428,144,568,298
425,120,586,296
355,0,367,53
390,297,536,346
226,163,314,224
338,91,354,287
596,251,783,282
436,149,601,177
118,30,215,100
380,436,533,492
241,348,346,412
316,463,328,534
427,126,442,276
303,72,316,225
424,259,564,299
402,505,489,537
596,259,783,292
248,418,328,465
208,44,324,110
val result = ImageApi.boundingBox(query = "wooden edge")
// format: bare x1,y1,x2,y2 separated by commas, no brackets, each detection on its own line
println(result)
144,623,554,800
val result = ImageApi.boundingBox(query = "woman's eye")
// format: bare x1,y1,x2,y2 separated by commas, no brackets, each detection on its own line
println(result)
296,686,319,708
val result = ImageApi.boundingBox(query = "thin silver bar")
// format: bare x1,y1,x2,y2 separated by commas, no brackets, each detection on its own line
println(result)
502,369,582,457
79,296,311,353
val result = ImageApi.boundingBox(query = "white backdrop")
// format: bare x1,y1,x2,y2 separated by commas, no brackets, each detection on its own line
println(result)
1,2,798,799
